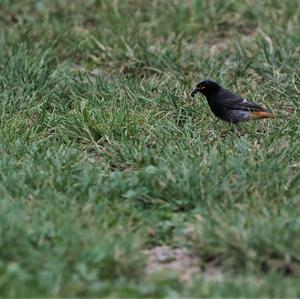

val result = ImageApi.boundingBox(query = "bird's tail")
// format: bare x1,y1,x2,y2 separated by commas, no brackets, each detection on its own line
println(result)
251,111,275,120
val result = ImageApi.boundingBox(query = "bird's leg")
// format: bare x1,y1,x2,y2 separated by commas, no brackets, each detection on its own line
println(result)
219,123,233,136
234,122,241,132
233,123,246,136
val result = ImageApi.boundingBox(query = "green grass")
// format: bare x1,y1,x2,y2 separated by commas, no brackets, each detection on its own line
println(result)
0,0,300,297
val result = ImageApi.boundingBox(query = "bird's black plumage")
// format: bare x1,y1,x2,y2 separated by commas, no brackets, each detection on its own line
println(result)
191,80,273,124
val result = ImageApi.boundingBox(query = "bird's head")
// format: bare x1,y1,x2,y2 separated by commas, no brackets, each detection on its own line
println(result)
191,80,222,97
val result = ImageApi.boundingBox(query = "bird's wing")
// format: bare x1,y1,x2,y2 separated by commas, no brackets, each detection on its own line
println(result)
219,89,266,112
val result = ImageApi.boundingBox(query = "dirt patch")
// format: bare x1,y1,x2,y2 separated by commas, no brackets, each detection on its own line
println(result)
209,40,229,55
144,246,199,283
144,246,223,284
237,23,258,37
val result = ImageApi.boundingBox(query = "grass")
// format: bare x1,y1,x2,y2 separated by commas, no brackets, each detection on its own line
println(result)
0,0,300,297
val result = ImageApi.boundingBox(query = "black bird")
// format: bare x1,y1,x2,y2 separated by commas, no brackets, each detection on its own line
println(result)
191,80,274,124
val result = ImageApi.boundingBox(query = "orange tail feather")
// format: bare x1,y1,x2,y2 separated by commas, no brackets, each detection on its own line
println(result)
251,111,274,120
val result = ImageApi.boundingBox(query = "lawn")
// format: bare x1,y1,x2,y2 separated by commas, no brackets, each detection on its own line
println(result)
0,0,300,297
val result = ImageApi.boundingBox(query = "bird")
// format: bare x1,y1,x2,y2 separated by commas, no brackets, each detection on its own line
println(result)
191,80,274,124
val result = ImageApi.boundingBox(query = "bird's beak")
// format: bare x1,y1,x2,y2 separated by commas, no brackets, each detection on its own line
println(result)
191,88,200,97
